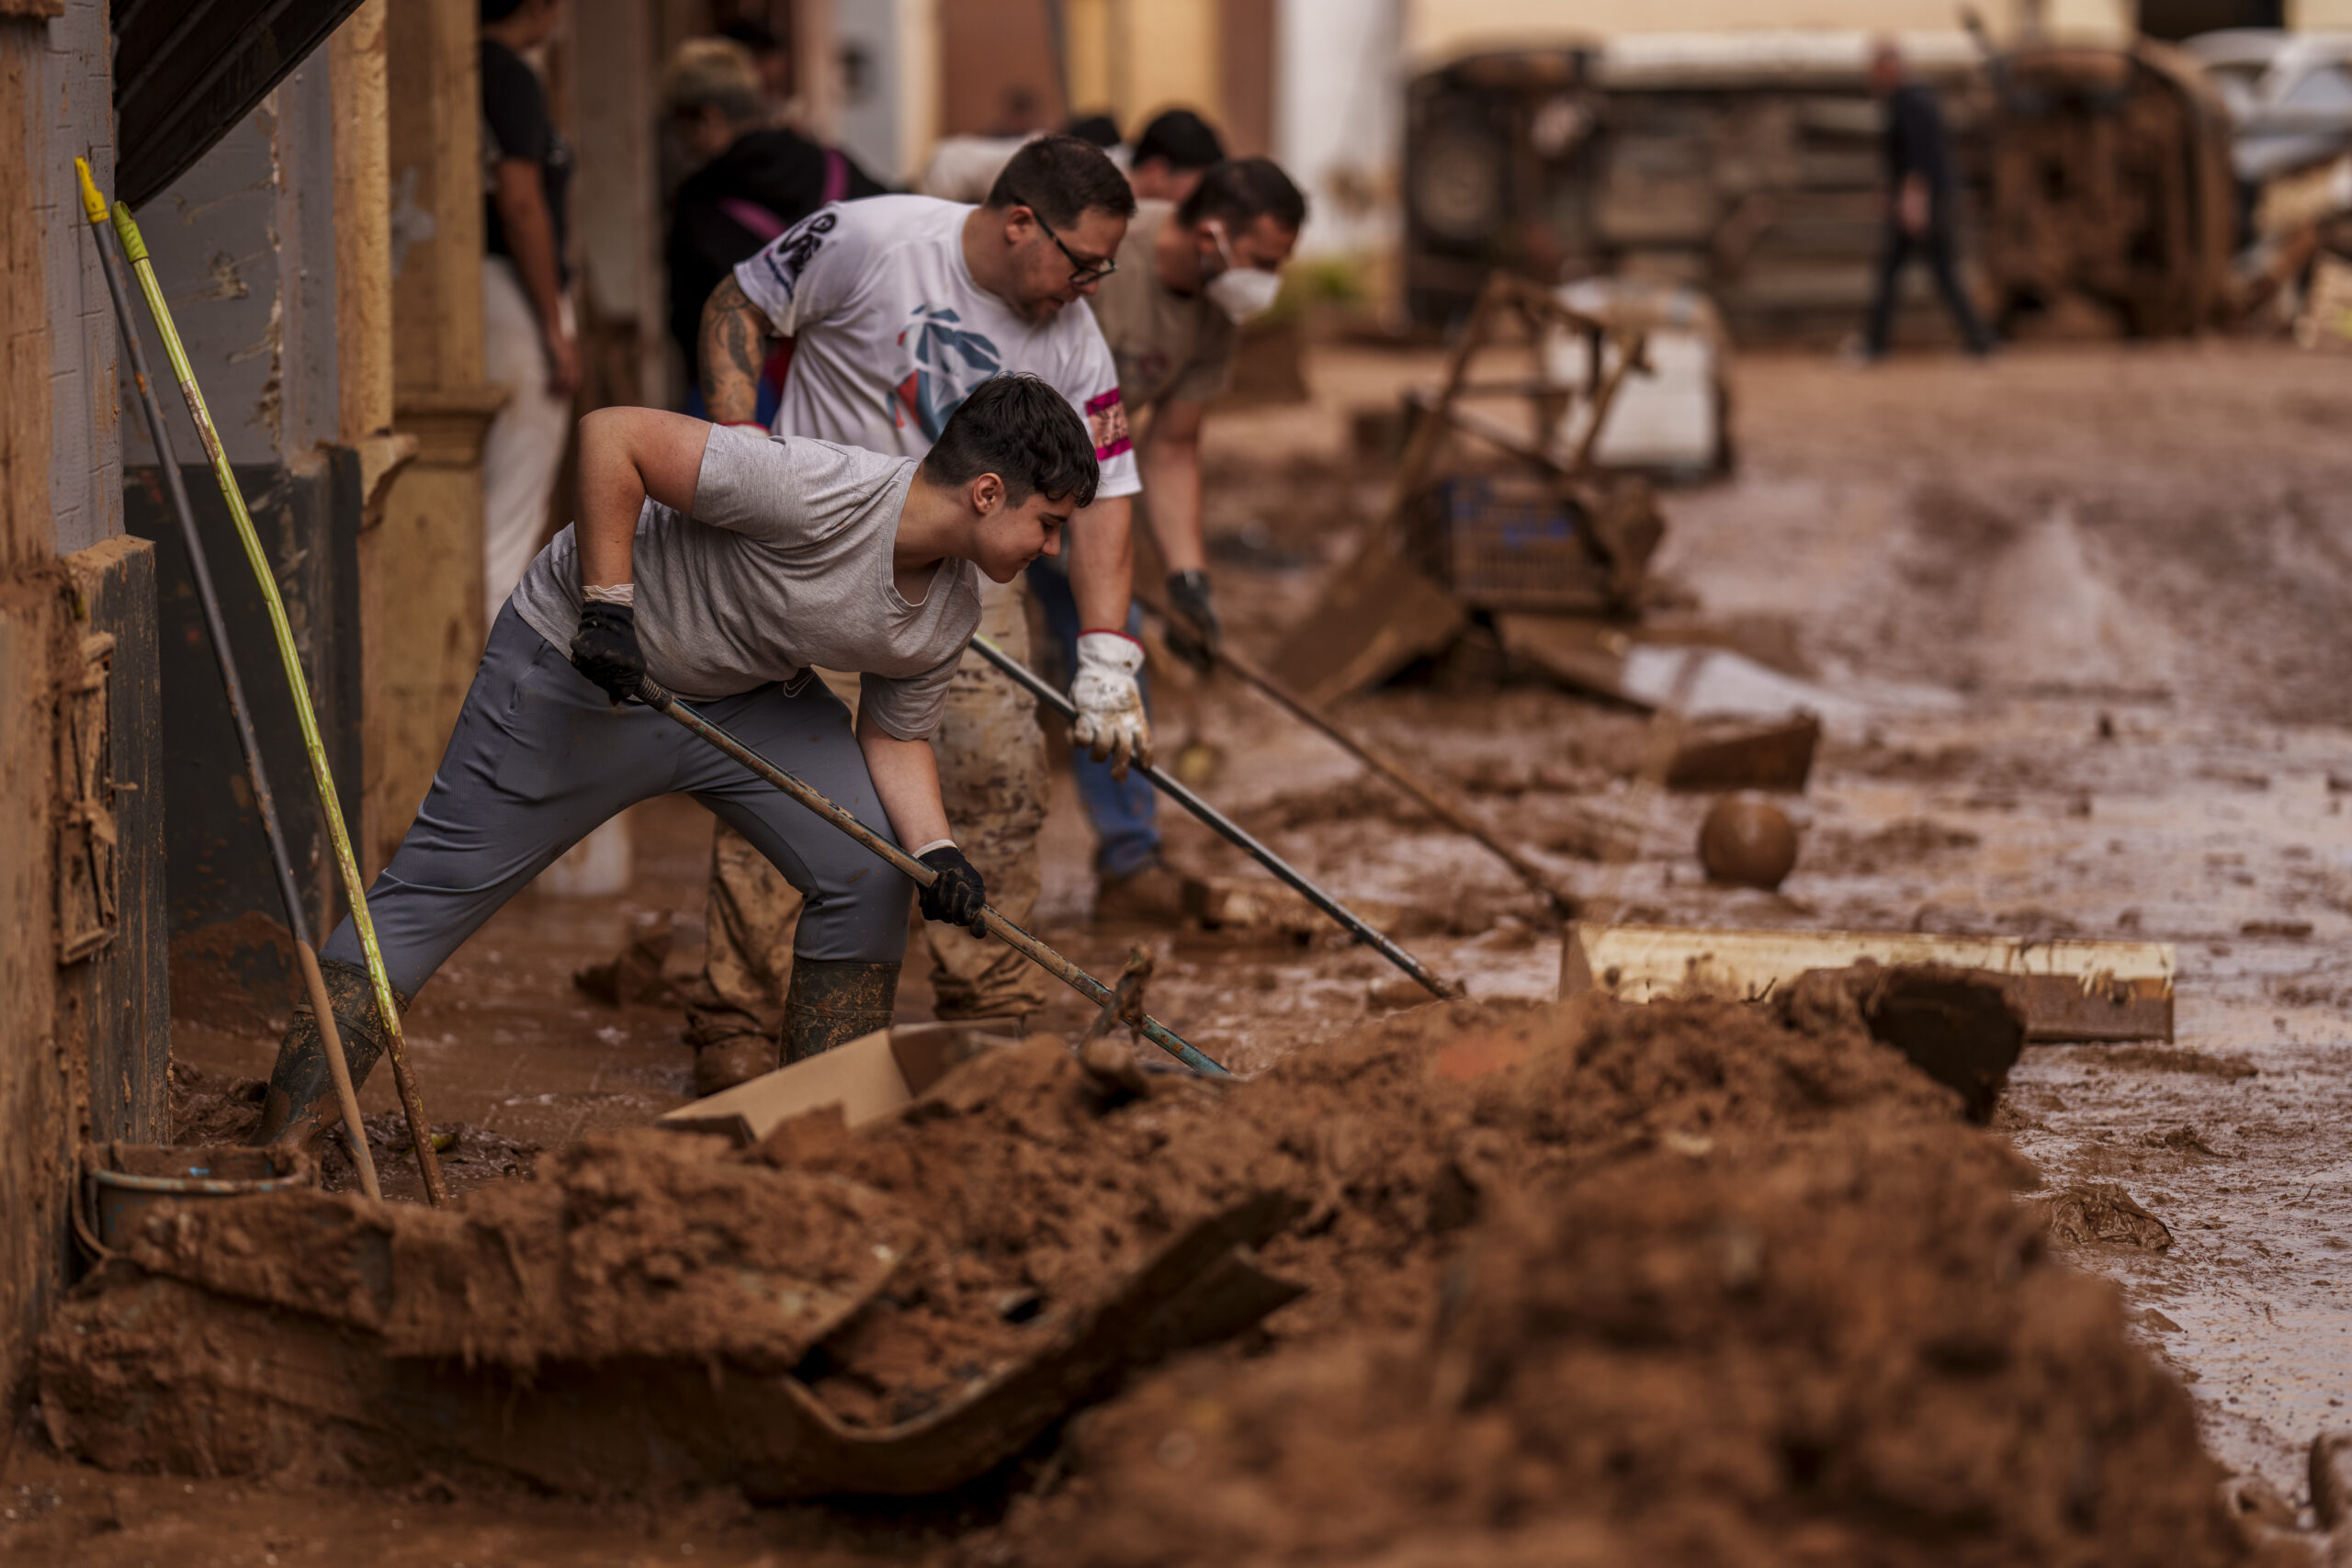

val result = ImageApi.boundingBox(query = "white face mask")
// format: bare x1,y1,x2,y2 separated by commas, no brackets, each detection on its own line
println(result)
1204,222,1282,323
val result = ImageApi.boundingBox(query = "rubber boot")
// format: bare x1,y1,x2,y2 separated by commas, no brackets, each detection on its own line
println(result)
693,1034,778,1098
779,958,899,1066
250,958,409,1149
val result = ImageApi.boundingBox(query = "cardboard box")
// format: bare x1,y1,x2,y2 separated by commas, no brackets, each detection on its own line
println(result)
656,1022,1014,1146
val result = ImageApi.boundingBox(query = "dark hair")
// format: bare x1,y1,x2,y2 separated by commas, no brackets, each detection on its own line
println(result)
480,0,526,20
985,134,1137,228
718,18,781,56
922,375,1100,510
1176,156,1307,233
1132,108,1226,172
1063,112,1122,148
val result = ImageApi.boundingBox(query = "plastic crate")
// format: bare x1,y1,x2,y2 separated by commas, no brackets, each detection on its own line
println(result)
1430,475,1612,613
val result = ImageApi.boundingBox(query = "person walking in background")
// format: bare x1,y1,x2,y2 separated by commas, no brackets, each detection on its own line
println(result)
480,0,578,625
1033,156,1305,920
663,37,885,420
1860,40,1995,360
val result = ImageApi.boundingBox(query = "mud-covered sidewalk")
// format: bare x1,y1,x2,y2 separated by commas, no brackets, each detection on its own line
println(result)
15,338,2350,1562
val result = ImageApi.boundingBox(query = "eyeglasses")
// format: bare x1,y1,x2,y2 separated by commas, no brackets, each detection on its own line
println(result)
1020,199,1118,288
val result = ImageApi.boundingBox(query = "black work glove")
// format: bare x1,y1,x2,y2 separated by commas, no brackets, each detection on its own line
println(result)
917,844,989,937
570,601,645,706
1164,569,1222,674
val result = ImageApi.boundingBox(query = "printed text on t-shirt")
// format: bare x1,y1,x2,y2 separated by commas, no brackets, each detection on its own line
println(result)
759,210,839,303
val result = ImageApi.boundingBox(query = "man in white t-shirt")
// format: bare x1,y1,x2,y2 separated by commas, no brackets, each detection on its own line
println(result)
1033,156,1306,921
250,377,1100,1148
683,134,1145,1076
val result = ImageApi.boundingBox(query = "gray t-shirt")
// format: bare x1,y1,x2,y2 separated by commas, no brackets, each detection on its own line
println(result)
511,425,980,739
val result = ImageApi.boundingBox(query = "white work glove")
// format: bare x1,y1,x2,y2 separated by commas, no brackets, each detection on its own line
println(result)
1069,630,1152,780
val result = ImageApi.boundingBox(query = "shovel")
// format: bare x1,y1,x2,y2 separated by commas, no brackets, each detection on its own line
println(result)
636,676,1230,1078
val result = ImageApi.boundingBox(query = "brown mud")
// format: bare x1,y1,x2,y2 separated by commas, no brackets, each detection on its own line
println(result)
165,910,298,1034
751,1040,1276,1430
1009,1127,2242,1568
51,339,2352,1559
37,991,2280,1565
169,1059,543,1195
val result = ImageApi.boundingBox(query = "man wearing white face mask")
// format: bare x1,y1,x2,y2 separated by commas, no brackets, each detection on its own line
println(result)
1028,156,1306,919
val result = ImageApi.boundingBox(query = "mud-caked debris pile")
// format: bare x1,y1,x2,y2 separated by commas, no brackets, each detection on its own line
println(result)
45,995,2260,1564
993,994,2259,1568
1206,980,1968,1341
745,1039,1282,1430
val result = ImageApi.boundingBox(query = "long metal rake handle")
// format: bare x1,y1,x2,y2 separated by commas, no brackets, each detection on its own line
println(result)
1135,594,1577,920
970,636,1457,1001
636,676,1231,1078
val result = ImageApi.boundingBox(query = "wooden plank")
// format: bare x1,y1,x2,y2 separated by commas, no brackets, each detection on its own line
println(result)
63,538,169,1145
1564,922,2175,1043
1665,714,1820,793
1495,613,1645,706
1267,535,1466,706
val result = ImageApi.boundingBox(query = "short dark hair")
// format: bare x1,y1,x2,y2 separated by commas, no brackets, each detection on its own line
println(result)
922,375,1100,510
1132,108,1225,172
1063,112,1122,149
1177,156,1307,233
984,134,1136,229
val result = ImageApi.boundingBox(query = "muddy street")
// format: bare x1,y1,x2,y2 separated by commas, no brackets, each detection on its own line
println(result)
23,335,2352,1563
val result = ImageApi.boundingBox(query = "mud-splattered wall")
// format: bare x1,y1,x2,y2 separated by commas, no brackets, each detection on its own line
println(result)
0,0,162,1412
119,62,369,1016
116,66,342,470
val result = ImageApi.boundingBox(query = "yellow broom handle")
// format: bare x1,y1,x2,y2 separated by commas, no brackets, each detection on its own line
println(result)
109,199,448,1206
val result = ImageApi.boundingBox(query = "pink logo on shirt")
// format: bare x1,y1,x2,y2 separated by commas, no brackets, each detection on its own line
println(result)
1086,389,1132,461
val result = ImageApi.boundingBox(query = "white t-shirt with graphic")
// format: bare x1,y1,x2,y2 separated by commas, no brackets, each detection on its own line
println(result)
732,194,1139,497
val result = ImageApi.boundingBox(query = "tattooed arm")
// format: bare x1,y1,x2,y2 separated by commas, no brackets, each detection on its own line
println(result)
698,273,775,425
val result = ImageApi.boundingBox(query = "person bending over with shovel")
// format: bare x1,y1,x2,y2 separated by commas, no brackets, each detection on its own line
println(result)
252,374,1097,1151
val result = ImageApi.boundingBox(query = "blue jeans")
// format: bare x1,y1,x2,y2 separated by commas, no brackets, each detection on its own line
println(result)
1025,560,1160,878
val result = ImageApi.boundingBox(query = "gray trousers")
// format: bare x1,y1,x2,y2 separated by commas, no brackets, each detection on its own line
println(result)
321,604,910,998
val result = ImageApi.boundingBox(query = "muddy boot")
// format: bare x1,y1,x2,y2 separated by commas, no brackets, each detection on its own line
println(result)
1094,858,1188,924
693,1033,778,1097
250,959,408,1150
779,958,899,1066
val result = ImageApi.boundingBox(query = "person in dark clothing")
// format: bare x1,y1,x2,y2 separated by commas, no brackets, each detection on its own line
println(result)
662,38,886,407
482,0,573,309
1861,42,1995,359
481,0,580,620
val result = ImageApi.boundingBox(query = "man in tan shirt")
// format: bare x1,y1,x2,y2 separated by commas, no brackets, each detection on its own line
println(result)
1029,156,1307,919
